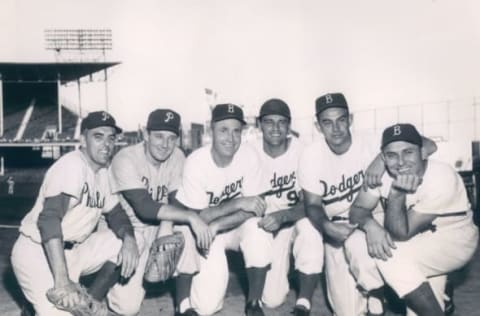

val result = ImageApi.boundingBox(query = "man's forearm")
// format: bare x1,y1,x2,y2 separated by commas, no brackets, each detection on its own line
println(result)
210,211,254,234
385,191,409,240
306,204,329,233
349,205,376,230
199,199,239,223
43,237,71,287
157,204,195,223
278,203,306,224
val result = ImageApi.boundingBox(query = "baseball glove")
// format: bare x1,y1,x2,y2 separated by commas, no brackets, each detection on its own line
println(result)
46,282,109,316
144,232,185,282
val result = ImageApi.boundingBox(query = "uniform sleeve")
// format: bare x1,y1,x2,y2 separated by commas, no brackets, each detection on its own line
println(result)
175,155,207,209
168,149,186,192
43,154,86,200
412,165,465,214
242,146,269,197
110,149,144,193
297,146,326,196
101,169,121,214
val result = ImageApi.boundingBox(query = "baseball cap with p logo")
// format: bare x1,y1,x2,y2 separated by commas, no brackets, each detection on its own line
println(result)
211,103,246,125
147,109,181,135
315,93,349,115
81,111,122,133
381,123,423,149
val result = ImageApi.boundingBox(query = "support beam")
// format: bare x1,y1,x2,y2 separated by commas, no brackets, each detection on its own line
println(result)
77,78,82,118
0,73,3,137
104,68,109,112
57,73,62,135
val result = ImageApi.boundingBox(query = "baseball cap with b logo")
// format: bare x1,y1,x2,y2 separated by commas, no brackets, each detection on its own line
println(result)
211,103,246,125
381,123,423,149
315,93,349,115
81,111,122,133
147,109,181,135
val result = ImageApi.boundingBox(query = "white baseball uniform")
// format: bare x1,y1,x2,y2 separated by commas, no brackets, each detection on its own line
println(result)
11,150,123,316
250,137,324,308
346,159,479,315
298,131,381,316
107,142,195,315
175,143,272,315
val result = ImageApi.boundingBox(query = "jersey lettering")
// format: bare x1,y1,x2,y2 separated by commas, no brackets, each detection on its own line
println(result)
80,183,105,208
142,177,169,202
207,177,243,206
320,170,364,204
270,171,296,197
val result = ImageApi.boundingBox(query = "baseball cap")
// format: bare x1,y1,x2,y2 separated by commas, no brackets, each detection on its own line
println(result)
80,111,122,133
315,93,349,115
381,123,423,149
259,99,291,119
146,109,181,135
211,103,246,125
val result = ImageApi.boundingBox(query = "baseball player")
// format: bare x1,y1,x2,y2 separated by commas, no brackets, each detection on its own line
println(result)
347,123,479,315
250,99,323,316
11,111,139,316
107,109,211,316
298,93,437,316
175,103,271,316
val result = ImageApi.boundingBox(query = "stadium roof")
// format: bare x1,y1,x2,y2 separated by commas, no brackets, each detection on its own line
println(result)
0,62,120,84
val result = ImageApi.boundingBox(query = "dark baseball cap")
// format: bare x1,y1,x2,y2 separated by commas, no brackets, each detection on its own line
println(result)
259,99,291,120
212,103,246,125
146,109,181,135
80,111,122,133
381,123,423,149
315,93,349,115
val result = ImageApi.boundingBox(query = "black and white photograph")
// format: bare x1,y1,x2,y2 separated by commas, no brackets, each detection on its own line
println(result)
1,1,479,315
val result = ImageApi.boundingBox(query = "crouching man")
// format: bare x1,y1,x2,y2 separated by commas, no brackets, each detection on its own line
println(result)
347,123,478,316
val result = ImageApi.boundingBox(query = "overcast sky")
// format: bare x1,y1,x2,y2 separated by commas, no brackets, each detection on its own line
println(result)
1,0,480,137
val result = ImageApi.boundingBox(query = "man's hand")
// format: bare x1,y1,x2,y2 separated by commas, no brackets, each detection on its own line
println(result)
235,196,266,217
258,212,284,233
391,174,422,194
188,212,213,251
364,220,396,260
117,234,139,279
50,280,83,310
363,154,385,190
323,221,358,245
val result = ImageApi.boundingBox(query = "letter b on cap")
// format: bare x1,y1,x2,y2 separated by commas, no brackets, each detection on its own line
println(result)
393,125,402,136
228,104,235,113
325,94,333,104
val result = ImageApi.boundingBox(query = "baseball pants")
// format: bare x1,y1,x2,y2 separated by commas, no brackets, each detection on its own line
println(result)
11,230,121,316
262,218,324,308
107,224,199,315
190,217,272,315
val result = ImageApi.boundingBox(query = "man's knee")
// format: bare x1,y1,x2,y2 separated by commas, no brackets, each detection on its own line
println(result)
108,289,145,316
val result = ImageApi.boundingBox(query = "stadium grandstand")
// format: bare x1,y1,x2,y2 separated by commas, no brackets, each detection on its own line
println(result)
0,61,121,224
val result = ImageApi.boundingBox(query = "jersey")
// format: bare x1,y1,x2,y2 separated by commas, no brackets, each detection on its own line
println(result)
20,150,119,243
372,159,473,228
298,131,379,218
109,142,185,228
175,143,267,210
250,137,304,214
